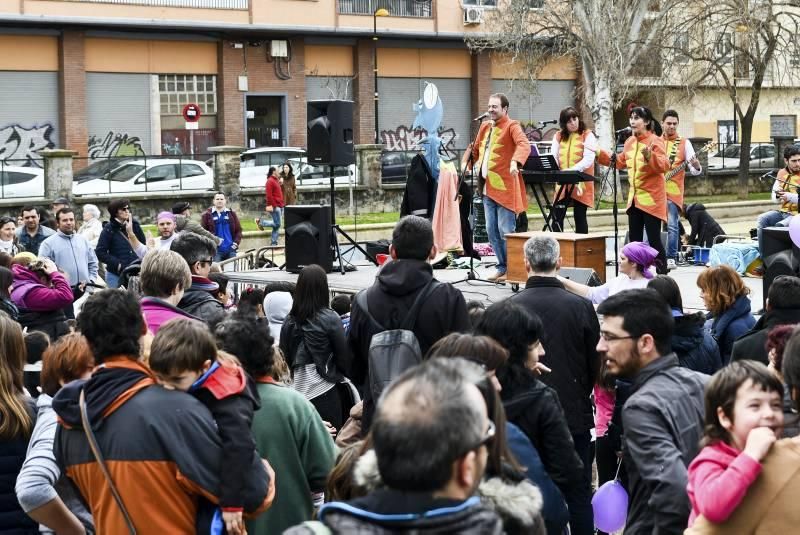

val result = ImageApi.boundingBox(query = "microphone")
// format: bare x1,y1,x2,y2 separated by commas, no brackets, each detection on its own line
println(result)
473,112,489,122
615,127,632,136
761,170,777,181
541,119,558,126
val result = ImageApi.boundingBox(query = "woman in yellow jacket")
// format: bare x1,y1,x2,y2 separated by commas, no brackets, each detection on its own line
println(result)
598,106,670,274
551,106,596,234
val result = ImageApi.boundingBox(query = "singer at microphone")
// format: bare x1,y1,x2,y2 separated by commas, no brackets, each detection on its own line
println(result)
473,112,489,122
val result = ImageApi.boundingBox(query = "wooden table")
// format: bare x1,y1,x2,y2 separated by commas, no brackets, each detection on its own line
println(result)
506,231,608,291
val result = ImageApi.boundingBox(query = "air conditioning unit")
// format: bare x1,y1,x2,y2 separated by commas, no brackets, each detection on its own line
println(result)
463,6,484,25
271,40,289,58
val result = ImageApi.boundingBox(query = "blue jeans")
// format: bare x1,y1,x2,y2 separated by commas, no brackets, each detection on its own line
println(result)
105,271,120,289
260,207,282,246
483,196,517,274
214,249,237,262
757,210,791,254
667,200,680,259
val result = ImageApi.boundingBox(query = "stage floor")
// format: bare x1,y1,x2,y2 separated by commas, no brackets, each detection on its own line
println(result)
225,258,763,312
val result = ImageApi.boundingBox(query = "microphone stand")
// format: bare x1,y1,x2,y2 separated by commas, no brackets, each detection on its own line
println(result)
596,151,620,277
453,116,501,285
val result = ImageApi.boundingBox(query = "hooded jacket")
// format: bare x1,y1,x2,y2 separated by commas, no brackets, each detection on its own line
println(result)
501,373,584,498
95,218,146,275
10,264,73,312
280,308,352,384
52,358,274,534
731,307,800,365
140,296,200,334
621,354,708,534
706,294,756,364
39,230,99,286
264,291,293,343
178,276,226,328
347,259,470,428
673,312,723,375
510,276,600,434
685,203,725,248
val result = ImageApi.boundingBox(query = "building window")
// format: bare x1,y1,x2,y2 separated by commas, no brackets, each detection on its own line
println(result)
337,0,432,17
714,32,732,64
159,75,217,115
674,32,690,64
463,0,497,6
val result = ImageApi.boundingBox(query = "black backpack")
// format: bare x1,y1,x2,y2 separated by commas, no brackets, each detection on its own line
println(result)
355,279,439,402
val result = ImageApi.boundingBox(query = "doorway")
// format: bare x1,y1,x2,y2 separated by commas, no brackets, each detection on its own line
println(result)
246,95,285,148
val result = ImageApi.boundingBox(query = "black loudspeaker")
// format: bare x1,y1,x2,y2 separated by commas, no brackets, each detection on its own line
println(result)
307,100,354,167
558,267,602,286
761,227,799,308
285,205,332,273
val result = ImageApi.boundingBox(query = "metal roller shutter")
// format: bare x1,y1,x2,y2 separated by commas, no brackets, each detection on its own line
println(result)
378,77,471,151
87,73,151,159
0,71,59,167
491,80,576,124
306,76,353,101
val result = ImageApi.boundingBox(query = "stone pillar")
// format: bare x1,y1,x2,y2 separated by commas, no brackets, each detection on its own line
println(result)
209,146,245,211
354,40,376,145
773,136,795,168
40,149,77,201
356,144,383,189
689,137,712,178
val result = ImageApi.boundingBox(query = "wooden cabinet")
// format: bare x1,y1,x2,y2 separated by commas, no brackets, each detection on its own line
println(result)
506,231,608,288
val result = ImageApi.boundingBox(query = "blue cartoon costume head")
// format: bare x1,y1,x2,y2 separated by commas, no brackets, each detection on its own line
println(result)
412,82,444,181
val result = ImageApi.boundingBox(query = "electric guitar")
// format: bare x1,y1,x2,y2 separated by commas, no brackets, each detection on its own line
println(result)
665,141,716,181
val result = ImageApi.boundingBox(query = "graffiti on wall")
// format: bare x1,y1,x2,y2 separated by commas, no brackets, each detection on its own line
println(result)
0,124,55,167
88,131,146,160
380,126,458,154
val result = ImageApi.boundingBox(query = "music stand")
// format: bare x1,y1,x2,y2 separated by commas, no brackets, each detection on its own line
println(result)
523,154,575,231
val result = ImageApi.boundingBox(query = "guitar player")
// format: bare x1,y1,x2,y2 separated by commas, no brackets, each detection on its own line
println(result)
662,109,702,270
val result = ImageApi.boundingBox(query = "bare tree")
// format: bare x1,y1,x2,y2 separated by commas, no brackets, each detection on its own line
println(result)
666,0,800,197
467,0,685,151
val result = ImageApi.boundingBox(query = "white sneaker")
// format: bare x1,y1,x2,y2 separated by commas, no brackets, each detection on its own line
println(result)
667,259,677,271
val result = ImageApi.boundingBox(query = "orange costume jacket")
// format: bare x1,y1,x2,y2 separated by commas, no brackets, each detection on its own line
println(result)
774,169,800,214
553,130,596,208
471,115,531,214
598,131,670,222
663,134,690,207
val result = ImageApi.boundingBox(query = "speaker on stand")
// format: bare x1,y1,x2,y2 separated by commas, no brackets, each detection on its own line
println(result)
307,99,378,274
285,205,333,273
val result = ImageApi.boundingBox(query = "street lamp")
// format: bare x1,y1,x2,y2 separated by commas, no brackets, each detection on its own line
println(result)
373,7,390,145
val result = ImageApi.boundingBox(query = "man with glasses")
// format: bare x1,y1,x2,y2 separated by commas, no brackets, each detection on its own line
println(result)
95,199,146,288
597,289,707,534
170,232,226,328
286,358,502,534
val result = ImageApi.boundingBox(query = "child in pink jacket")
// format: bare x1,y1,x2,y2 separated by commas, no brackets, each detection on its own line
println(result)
687,360,784,525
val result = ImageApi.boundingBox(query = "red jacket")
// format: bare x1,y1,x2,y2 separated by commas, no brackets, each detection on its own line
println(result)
266,176,285,208
687,440,762,525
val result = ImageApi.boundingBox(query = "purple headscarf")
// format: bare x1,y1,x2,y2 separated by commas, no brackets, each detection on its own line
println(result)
156,211,177,223
622,241,658,279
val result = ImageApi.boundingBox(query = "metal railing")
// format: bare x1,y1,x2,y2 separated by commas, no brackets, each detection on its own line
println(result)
61,0,247,9
338,0,432,17
706,141,780,171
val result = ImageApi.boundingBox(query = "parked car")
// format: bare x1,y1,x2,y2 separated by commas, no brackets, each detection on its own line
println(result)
381,151,414,184
708,143,776,170
72,159,213,196
0,165,44,199
239,147,355,188
74,157,137,182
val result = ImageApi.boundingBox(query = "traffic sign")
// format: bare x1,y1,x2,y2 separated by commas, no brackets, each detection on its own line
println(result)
182,103,202,122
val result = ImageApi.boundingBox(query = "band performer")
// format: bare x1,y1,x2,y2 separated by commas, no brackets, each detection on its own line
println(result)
470,93,530,282
551,106,597,233
662,110,701,269
598,106,669,274
756,145,800,253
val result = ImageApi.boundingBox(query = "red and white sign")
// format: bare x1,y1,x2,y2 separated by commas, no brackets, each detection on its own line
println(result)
182,103,202,122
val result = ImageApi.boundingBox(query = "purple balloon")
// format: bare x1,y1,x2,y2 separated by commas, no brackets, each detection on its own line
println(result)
789,215,800,249
592,480,629,532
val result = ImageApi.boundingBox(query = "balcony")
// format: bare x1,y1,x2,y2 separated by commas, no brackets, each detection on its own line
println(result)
338,0,432,18
61,0,247,9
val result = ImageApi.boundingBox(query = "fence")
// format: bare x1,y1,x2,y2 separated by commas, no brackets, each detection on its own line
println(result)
338,0,432,17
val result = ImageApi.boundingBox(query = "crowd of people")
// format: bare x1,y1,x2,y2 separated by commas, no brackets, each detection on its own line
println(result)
2,167,800,533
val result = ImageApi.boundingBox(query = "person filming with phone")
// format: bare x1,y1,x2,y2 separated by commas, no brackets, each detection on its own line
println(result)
95,198,147,288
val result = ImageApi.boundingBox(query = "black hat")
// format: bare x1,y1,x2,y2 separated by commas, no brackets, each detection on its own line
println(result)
172,201,192,214
52,197,70,206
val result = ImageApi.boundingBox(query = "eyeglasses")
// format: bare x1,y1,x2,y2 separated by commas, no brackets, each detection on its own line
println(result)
599,331,639,342
456,420,496,461
121,206,131,211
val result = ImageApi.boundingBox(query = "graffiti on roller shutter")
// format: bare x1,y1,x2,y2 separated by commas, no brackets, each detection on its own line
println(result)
88,131,146,160
0,124,55,167
380,126,457,153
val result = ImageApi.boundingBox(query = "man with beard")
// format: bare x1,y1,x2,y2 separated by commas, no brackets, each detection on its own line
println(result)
285,358,502,534
16,206,55,255
596,289,707,534
39,208,99,318
154,211,180,250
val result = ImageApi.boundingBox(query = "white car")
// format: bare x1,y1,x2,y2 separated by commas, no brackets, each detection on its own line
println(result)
73,159,213,196
239,147,356,188
708,143,776,170
0,165,44,198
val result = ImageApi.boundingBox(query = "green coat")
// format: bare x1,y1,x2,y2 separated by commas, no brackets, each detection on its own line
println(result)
247,379,337,535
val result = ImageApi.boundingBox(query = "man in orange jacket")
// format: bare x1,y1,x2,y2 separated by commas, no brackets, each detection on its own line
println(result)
471,93,531,282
